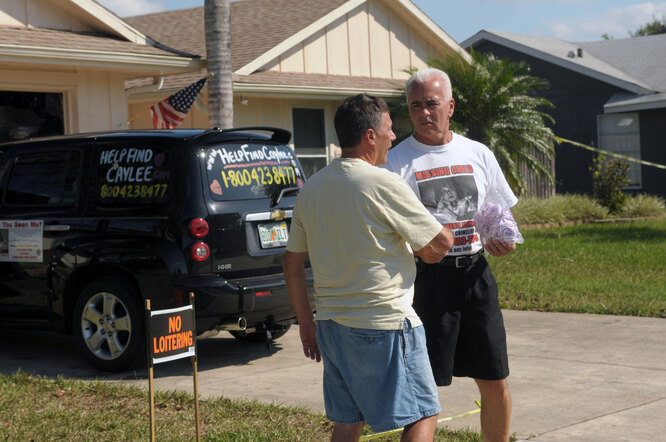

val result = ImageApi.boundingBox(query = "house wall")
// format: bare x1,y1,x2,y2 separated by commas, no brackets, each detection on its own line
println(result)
262,0,444,79
1,66,128,134
471,41,626,196
1,0,134,135
127,95,343,160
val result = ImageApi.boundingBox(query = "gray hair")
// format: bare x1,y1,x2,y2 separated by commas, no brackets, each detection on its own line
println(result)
405,68,453,102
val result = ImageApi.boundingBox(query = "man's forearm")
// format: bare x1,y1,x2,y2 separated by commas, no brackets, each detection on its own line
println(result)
282,252,313,323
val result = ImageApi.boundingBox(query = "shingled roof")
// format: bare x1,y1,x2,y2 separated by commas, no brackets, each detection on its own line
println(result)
461,30,666,110
124,0,428,95
0,23,201,75
576,34,666,93
0,26,174,56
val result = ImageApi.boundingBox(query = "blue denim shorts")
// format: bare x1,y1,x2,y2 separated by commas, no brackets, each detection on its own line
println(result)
316,319,441,433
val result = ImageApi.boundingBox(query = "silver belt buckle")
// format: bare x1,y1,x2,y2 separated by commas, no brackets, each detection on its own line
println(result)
455,256,466,268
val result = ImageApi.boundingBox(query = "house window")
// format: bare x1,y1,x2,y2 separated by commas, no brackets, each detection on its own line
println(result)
292,108,327,177
597,113,641,188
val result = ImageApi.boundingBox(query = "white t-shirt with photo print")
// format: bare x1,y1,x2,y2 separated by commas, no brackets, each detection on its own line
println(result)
383,132,518,256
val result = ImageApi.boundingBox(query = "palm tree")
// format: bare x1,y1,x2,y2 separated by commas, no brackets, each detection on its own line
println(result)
418,50,555,195
204,0,233,129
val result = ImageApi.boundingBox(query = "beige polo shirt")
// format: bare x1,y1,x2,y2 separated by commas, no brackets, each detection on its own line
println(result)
286,158,443,330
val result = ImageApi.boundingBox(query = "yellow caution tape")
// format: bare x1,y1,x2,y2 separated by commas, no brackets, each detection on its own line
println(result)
358,401,482,441
554,136,666,170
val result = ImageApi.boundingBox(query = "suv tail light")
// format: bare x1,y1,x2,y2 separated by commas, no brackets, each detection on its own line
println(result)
189,219,210,262
191,241,210,262
189,218,209,237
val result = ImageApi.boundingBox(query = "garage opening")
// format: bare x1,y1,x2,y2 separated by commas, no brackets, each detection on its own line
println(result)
0,91,64,143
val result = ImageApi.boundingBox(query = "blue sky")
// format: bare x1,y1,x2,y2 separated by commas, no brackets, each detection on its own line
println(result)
99,0,666,42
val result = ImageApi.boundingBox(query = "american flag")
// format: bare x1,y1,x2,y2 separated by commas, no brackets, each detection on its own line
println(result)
150,77,207,129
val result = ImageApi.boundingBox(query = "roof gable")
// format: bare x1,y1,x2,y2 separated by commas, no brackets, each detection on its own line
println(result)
462,30,657,95
124,0,351,73
65,0,151,44
125,0,468,76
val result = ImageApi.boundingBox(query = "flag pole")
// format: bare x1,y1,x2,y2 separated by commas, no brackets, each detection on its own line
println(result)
123,108,152,127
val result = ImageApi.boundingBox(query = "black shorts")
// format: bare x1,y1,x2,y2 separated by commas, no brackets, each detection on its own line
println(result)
414,255,509,386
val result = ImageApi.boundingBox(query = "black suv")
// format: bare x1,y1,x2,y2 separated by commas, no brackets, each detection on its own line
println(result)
0,127,313,371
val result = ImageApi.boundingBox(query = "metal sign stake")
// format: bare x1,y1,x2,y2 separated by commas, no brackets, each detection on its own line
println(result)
146,299,156,442
190,292,201,442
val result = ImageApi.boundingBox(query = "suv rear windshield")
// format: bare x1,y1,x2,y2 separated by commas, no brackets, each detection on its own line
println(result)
205,143,304,201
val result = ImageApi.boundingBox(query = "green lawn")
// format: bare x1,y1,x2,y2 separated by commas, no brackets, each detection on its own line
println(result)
490,219,666,317
0,373,488,441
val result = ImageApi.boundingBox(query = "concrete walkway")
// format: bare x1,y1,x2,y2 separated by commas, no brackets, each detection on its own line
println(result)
2,310,665,441
129,310,666,441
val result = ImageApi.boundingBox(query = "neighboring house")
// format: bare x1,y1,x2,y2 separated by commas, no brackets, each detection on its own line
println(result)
0,0,202,142
124,0,468,176
462,30,666,198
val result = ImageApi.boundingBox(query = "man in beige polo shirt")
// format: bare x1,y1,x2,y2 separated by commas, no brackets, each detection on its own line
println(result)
282,93,453,441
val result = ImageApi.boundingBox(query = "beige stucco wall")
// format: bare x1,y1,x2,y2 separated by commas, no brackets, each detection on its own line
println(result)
0,66,128,133
127,94,342,160
264,0,441,79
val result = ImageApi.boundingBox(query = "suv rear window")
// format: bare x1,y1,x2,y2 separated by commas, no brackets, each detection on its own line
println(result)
205,143,304,201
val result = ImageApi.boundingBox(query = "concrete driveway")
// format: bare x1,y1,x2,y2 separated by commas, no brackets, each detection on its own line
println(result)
2,310,665,441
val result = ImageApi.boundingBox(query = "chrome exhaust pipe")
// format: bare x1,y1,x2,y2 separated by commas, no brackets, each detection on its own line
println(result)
217,317,247,331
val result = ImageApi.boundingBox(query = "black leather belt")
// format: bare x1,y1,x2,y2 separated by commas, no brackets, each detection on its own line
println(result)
435,251,483,268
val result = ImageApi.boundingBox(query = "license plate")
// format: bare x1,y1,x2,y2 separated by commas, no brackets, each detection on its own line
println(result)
258,222,289,248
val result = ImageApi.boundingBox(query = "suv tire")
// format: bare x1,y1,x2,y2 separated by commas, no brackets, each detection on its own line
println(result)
73,277,145,371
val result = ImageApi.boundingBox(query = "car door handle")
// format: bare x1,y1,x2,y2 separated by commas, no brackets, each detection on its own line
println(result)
44,225,71,232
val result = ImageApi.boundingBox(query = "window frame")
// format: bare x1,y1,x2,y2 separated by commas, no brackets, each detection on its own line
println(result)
597,112,642,190
291,107,328,177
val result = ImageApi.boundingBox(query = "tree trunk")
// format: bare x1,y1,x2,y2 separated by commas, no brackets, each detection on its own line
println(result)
204,0,233,129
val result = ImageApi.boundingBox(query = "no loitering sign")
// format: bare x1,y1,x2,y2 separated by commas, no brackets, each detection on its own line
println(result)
146,296,201,442
149,304,196,365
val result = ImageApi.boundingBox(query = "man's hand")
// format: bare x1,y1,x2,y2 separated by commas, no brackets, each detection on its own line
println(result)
484,239,516,257
298,319,321,362
415,243,447,263
415,226,454,263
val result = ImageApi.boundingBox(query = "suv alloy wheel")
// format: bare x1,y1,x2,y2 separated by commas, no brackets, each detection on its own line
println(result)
73,277,144,371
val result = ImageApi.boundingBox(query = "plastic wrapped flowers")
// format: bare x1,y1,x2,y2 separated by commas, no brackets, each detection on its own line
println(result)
473,193,524,245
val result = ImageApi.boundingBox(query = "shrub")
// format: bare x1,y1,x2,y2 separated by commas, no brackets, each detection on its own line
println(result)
513,194,607,224
591,154,630,213
617,194,666,218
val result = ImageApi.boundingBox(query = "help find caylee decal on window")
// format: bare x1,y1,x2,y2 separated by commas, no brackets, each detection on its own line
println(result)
206,144,303,196
98,148,170,202
0,220,43,262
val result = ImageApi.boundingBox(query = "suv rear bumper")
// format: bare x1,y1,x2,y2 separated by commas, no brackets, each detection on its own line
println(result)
174,269,314,334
